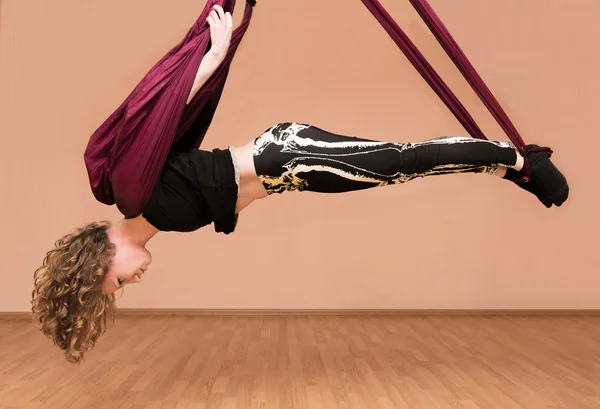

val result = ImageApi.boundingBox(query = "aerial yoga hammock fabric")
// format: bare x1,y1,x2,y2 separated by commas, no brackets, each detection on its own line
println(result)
84,0,256,218
84,0,550,218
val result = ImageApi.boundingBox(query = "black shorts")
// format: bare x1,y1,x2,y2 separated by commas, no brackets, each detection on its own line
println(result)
142,148,239,234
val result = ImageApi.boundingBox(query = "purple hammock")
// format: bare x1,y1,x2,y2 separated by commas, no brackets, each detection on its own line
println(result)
85,0,550,218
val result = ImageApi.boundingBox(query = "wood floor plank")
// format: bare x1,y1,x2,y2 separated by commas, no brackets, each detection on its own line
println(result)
1,315,598,408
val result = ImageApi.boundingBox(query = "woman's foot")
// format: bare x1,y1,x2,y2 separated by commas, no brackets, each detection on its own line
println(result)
504,169,553,208
504,145,569,207
524,145,569,206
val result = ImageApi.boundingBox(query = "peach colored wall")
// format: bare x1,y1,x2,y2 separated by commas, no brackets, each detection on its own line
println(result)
1,0,598,312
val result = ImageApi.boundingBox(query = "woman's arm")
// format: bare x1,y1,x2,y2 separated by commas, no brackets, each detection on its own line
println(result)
187,5,233,105
186,50,225,104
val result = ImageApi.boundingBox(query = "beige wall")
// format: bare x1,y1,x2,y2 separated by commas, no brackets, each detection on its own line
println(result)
2,0,598,312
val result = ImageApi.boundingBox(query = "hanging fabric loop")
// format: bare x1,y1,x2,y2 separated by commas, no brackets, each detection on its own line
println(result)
84,0,256,218
360,0,553,158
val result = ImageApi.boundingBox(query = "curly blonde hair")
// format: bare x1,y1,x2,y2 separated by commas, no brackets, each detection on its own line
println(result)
31,221,117,364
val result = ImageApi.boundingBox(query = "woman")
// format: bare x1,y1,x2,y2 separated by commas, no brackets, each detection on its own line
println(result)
31,5,568,364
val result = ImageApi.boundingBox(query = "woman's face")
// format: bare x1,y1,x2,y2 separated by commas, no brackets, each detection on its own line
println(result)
102,240,152,294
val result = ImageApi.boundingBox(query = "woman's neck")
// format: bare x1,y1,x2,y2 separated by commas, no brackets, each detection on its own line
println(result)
109,216,159,246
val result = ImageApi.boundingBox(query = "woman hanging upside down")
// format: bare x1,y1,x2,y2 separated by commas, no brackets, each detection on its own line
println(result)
31,5,568,364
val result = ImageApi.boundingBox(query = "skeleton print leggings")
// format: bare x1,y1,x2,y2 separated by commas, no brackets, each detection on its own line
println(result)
252,122,518,195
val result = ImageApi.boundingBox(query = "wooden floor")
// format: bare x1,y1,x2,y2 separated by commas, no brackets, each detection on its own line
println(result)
1,315,599,409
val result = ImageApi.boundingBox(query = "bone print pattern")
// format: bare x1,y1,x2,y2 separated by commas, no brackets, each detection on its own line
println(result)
252,122,516,195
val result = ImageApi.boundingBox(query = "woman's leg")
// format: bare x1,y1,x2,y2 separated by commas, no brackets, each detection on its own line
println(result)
232,122,525,212
252,122,521,194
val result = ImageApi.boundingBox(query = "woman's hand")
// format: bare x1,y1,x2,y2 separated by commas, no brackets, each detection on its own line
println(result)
207,5,233,61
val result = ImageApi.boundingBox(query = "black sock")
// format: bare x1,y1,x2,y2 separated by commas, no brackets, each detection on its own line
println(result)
503,167,552,208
